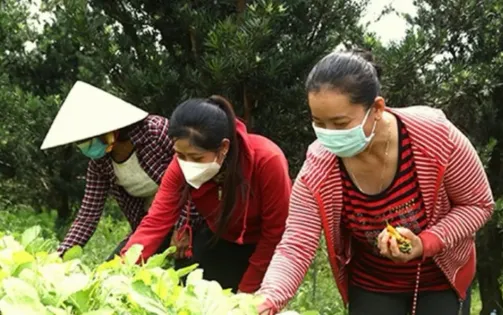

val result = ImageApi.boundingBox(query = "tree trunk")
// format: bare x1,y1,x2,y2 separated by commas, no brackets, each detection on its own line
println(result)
477,223,503,315
242,84,253,129
55,146,75,228
235,0,252,128
188,26,198,61
0,159,15,178
55,192,71,228
236,0,246,13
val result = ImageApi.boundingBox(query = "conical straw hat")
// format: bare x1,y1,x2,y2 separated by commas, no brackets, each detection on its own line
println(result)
41,81,148,150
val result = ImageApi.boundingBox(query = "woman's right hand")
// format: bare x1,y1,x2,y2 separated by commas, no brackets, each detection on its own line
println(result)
257,298,276,315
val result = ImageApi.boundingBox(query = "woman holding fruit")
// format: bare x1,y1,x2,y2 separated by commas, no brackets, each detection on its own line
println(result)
257,50,494,315
121,95,291,294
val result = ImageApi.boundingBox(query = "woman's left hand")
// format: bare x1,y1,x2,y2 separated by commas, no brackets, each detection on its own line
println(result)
377,227,424,263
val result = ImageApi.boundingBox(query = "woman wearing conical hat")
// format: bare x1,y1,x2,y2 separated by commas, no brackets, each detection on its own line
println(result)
41,81,202,260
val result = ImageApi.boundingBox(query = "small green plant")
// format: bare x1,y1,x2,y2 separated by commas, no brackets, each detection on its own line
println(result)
0,226,315,315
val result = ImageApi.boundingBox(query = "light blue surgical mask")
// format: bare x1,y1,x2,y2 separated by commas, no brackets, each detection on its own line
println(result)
313,108,377,157
77,138,108,160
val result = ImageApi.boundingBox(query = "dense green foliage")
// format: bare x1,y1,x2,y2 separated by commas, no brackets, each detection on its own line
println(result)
1,0,503,314
0,223,314,314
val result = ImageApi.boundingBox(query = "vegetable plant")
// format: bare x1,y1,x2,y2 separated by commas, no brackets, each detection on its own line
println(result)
0,226,314,315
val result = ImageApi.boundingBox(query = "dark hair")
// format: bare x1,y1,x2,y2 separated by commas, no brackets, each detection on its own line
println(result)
305,49,382,108
117,121,140,142
168,95,245,240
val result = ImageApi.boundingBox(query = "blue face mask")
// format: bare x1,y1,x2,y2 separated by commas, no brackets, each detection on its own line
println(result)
313,108,377,158
77,138,108,160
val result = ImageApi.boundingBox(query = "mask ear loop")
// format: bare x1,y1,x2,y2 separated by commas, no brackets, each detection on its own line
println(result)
363,107,378,141
369,118,378,135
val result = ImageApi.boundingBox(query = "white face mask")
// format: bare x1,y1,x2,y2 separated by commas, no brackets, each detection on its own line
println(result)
178,157,222,189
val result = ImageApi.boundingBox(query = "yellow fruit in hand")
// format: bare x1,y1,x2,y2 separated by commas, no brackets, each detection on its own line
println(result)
385,222,412,254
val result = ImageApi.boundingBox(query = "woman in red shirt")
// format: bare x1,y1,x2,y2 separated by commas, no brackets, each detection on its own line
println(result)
257,51,493,315
122,95,291,293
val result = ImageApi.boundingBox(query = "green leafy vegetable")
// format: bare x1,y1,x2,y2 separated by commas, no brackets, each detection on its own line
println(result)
0,226,312,314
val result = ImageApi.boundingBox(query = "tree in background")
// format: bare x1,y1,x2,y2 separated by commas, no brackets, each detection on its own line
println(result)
87,0,369,174
3,0,503,314
0,0,368,219
0,0,118,225
369,1,503,313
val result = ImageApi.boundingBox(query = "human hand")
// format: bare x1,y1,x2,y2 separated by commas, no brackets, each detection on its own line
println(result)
257,297,276,315
377,226,423,263
170,229,190,260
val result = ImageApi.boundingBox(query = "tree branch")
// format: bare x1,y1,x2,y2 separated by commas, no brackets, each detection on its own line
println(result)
242,84,254,129
93,0,147,62
306,0,331,49
237,0,246,13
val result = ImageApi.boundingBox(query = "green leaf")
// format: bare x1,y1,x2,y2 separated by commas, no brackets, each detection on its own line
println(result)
12,250,34,265
144,246,175,269
46,306,71,315
62,246,83,262
175,263,199,279
69,288,92,312
11,250,35,276
124,244,143,266
129,280,168,315
2,277,40,300
82,309,115,315
96,255,122,272
134,269,153,285
57,273,89,302
0,298,48,315
21,226,41,248
0,277,46,315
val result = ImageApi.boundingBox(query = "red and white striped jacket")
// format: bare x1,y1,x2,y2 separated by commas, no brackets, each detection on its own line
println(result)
257,106,494,312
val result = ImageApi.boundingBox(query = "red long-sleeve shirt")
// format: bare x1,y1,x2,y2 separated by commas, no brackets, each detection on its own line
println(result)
122,120,291,292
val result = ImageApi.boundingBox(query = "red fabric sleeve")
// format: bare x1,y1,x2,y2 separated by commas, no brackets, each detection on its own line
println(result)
238,154,291,293
418,231,445,260
419,120,494,257
256,172,322,311
121,159,184,260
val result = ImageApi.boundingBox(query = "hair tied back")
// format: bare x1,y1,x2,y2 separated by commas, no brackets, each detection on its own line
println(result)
351,48,383,80
207,95,234,111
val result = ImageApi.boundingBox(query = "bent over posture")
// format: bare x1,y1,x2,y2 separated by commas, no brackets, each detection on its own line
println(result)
122,96,291,293
257,51,493,315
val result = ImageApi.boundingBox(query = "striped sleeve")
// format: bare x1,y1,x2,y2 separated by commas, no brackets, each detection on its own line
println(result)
58,161,110,253
257,173,322,311
420,121,494,257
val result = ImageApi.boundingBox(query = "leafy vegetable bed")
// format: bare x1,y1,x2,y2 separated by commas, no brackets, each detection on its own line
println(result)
0,226,311,315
